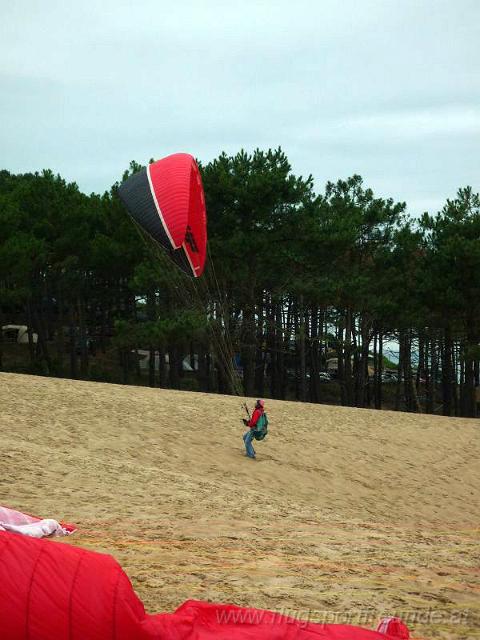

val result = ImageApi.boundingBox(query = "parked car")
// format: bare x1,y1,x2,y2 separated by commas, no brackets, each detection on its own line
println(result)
381,373,398,383
1,325,38,344
318,371,331,382
132,350,197,372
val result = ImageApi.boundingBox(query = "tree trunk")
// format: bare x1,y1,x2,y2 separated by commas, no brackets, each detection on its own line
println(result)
442,326,453,416
120,348,130,385
267,298,277,399
254,296,266,397
0,307,3,370
100,304,108,354
463,319,477,417
68,304,78,379
147,291,156,388
158,348,167,387
425,334,433,414
344,308,354,406
337,315,345,405
241,299,256,397
56,284,65,373
394,331,403,411
168,345,181,388
78,296,88,379
148,348,156,387
31,300,52,373
280,299,292,400
309,306,320,403
25,302,36,366
374,329,384,410
356,315,371,408
402,330,419,412
197,343,208,392
298,295,307,402
431,334,438,412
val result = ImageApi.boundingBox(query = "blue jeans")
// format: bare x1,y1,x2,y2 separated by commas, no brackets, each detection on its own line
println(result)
243,430,256,458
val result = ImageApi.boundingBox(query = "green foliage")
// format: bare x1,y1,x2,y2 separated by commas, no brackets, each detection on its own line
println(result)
113,310,207,351
0,154,478,416
421,187,480,324
202,147,314,297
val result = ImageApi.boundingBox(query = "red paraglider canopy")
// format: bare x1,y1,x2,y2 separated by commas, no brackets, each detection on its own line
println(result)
0,532,413,640
118,153,207,277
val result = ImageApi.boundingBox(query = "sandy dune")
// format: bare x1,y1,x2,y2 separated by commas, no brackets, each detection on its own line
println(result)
0,372,478,639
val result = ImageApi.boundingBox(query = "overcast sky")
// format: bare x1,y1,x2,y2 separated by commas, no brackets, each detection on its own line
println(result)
1,0,479,216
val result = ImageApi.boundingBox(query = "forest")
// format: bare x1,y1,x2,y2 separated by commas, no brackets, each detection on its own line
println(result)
1,148,479,417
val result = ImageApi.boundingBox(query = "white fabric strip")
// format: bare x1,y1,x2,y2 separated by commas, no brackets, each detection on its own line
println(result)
182,242,198,277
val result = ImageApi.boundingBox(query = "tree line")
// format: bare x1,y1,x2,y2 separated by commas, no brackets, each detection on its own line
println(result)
0,148,479,417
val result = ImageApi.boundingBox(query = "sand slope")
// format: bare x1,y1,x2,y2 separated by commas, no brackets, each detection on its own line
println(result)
0,373,478,639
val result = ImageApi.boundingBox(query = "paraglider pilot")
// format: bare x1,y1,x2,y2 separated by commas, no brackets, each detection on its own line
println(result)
242,399,265,459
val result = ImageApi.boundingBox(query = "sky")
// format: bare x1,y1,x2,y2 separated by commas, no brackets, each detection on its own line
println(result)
1,0,479,216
